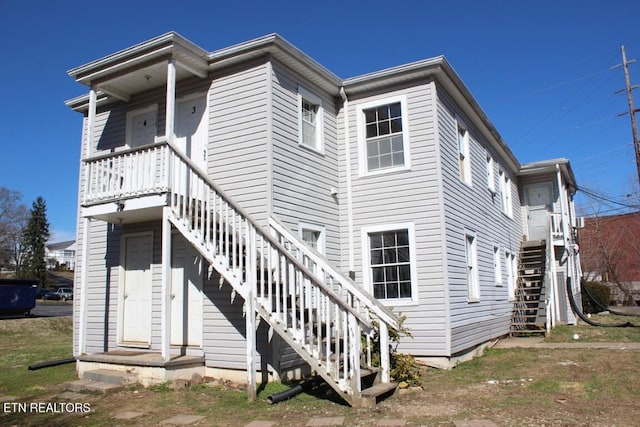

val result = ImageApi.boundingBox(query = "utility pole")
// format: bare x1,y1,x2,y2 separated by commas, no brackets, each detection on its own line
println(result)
621,46,640,186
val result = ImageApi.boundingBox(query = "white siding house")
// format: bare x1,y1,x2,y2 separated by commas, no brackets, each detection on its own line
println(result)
65,32,581,405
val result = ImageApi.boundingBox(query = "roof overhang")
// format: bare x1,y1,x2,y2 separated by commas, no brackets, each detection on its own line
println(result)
343,57,521,173
67,32,209,107
519,158,578,193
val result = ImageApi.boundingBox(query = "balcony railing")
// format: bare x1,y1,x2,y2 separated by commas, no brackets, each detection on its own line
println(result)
550,213,565,244
83,142,170,205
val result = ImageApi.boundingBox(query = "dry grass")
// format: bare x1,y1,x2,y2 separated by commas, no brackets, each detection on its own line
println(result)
2,316,640,426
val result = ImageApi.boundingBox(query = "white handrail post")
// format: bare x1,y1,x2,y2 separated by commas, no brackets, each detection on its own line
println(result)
246,226,257,401
379,321,390,383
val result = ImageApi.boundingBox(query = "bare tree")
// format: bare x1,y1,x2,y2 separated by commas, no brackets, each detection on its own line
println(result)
0,187,28,271
580,210,640,305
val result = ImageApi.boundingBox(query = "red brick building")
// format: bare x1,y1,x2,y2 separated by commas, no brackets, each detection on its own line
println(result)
580,211,640,303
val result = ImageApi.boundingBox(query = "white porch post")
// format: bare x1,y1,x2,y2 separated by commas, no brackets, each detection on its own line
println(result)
77,217,91,356
161,207,172,361
87,87,97,158
246,226,257,401
160,58,176,362
379,321,390,383
165,59,176,143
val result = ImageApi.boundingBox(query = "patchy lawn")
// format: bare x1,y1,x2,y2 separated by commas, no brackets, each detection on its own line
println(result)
2,316,640,426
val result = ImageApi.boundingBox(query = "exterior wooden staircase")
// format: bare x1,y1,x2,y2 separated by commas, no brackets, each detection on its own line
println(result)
510,240,547,336
158,142,400,406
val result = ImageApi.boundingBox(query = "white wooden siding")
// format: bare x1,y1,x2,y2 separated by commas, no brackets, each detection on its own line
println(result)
341,83,449,356
209,63,270,226
270,61,341,265
436,88,522,354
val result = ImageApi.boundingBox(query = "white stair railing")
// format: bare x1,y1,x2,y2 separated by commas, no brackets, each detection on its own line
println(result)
163,141,399,402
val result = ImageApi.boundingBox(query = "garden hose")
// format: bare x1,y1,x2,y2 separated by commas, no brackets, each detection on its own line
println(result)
566,277,634,328
582,281,640,317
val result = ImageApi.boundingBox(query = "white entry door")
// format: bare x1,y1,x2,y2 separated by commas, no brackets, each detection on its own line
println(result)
175,96,207,172
171,234,203,347
524,183,554,241
121,234,153,344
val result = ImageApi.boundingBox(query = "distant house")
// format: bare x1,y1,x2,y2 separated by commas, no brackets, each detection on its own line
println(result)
45,240,76,270
65,32,582,405
580,211,640,304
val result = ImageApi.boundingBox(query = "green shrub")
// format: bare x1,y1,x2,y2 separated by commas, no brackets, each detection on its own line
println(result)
581,281,611,314
365,314,422,387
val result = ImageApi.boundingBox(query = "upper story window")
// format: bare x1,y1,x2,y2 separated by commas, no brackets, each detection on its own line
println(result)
457,121,471,185
499,168,513,217
357,95,410,176
298,86,324,152
486,154,495,192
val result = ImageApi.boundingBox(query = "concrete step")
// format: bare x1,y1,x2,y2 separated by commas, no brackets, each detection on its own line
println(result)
63,379,124,394
83,369,137,386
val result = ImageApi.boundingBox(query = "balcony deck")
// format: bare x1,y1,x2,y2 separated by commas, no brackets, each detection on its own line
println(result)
81,141,176,224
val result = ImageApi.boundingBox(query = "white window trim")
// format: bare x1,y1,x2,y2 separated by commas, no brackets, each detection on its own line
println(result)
125,104,158,148
361,222,418,305
505,250,516,301
297,85,324,154
465,231,480,302
356,94,411,177
457,118,472,186
298,222,326,255
493,245,503,286
499,168,513,217
486,153,496,193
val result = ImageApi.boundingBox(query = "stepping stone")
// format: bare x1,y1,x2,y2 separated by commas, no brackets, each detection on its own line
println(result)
453,420,498,427
159,414,206,425
306,417,344,426
114,411,144,420
376,420,407,426
55,391,88,400
244,422,277,427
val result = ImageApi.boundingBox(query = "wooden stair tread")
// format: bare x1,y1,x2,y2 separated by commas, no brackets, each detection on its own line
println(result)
361,381,398,398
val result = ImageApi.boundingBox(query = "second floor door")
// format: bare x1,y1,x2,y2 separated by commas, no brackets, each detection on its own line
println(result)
524,183,553,241
175,95,208,172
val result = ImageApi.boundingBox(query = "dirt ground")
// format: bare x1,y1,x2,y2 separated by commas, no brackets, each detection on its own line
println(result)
4,345,640,426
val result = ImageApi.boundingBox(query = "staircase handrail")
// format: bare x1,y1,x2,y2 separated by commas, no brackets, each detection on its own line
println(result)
269,215,400,330
165,139,374,329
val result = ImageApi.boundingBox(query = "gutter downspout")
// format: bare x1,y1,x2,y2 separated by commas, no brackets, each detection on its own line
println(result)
339,87,355,275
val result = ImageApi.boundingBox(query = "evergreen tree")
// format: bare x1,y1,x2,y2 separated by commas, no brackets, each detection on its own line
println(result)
17,197,50,286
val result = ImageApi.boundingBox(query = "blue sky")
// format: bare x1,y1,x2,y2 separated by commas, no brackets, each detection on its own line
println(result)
1,0,639,242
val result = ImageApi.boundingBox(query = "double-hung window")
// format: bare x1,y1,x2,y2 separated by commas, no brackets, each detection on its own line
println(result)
486,154,495,192
298,86,323,152
357,95,409,175
298,223,325,276
457,122,471,185
465,232,480,301
363,223,416,303
499,169,513,216
505,250,516,300
494,245,502,286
